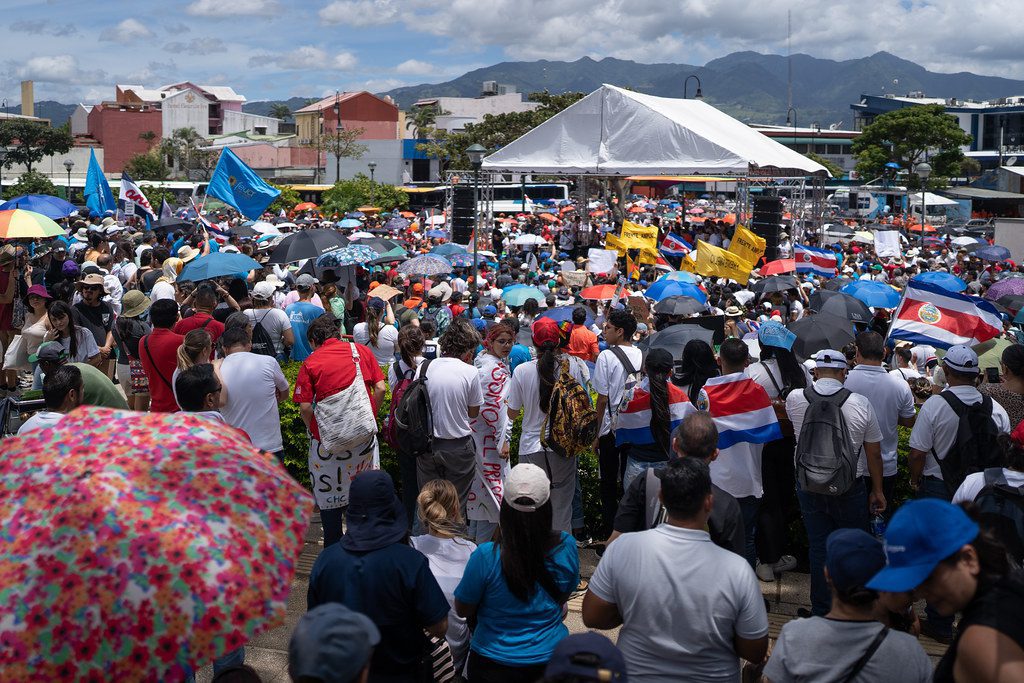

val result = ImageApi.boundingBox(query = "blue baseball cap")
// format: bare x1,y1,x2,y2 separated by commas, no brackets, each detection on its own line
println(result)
866,499,979,593
826,529,885,594
289,603,380,683
545,632,627,682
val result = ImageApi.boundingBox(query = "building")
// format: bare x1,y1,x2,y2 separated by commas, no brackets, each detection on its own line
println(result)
201,130,320,184
750,124,860,176
293,91,400,145
325,139,439,185
411,84,540,135
85,102,162,174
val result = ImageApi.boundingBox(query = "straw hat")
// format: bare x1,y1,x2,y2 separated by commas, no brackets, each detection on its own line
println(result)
121,290,152,318
177,245,201,263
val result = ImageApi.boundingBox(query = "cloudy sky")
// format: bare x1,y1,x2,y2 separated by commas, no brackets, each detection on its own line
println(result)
3,0,1023,105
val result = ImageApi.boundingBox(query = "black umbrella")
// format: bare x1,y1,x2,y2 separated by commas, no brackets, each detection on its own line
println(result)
822,276,854,291
808,290,873,324
638,324,715,357
997,294,1024,314
653,295,706,316
788,313,856,361
355,237,403,254
152,217,193,233
267,229,349,264
750,275,798,294
229,224,258,238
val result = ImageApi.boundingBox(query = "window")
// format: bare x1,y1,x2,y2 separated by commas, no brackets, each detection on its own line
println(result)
827,144,844,155
254,126,267,135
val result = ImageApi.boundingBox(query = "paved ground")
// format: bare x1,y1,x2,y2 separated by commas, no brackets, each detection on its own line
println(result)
198,513,948,681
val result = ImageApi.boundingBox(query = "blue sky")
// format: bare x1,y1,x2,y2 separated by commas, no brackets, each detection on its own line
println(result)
4,0,1023,105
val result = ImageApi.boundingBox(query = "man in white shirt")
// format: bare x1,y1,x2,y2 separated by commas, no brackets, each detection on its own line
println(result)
421,318,484,514
18,364,82,435
786,348,885,617
584,457,769,682
219,326,290,458
844,332,916,512
888,343,922,384
592,309,644,540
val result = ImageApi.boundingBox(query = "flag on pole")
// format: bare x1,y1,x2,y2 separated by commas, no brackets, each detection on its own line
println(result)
888,280,1002,349
84,149,116,217
659,232,693,258
160,199,173,219
794,244,838,278
626,252,640,280
207,148,281,219
728,225,766,267
118,173,156,218
693,240,753,285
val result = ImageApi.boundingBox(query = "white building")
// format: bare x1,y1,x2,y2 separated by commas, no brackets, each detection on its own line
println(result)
411,84,540,135
70,104,93,136
114,82,275,138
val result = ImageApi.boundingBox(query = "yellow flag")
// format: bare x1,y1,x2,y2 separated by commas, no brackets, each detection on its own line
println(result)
606,231,658,264
621,220,659,251
729,225,766,268
694,240,754,285
678,252,697,273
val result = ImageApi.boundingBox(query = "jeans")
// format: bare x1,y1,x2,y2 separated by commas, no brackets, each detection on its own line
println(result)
320,506,347,547
571,471,585,532
520,449,577,532
622,455,668,493
399,450,419,530
918,475,955,638
468,650,546,683
598,433,629,537
860,475,897,521
797,480,870,616
735,496,761,569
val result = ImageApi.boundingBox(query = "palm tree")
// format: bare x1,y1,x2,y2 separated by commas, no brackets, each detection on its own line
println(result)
406,104,446,139
269,103,291,121
138,130,158,150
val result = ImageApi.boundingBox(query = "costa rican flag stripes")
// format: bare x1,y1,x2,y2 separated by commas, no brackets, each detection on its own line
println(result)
794,244,838,278
615,385,697,448
888,280,1002,349
660,232,694,258
698,374,782,450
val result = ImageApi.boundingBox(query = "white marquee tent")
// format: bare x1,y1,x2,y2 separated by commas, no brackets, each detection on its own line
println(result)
482,84,829,177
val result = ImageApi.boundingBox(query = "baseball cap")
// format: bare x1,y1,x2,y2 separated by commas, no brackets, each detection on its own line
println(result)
252,281,277,300
812,348,848,369
482,305,497,316
825,529,886,594
367,297,386,311
288,603,380,683
545,632,627,682
943,344,980,373
296,273,318,289
505,463,551,512
532,317,569,348
411,282,424,294
29,340,68,364
867,499,979,593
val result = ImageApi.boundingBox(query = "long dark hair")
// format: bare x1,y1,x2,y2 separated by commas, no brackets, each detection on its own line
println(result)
537,341,559,413
47,300,78,360
759,345,808,391
397,324,424,370
496,499,563,603
675,339,719,398
646,348,674,456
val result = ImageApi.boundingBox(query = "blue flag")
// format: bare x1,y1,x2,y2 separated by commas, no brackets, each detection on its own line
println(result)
84,148,116,217
206,148,281,219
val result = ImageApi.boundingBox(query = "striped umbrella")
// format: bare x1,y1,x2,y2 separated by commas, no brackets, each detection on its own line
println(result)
0,209,66,239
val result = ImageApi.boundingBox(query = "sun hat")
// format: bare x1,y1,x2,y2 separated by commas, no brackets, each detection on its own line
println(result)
25,284,52,300
177,245,201,263
428,281,452,303
340,471,408,552
28,341,68,364
264,273,286,288
943,344,980,373
79,273,106,288
812,348,848,369
544,632,627,682
505,463,551,513
826,529,886,594
121,290,152,318
866,499,979,593
724,305,743,317
288,603,380,683
0,245,16,265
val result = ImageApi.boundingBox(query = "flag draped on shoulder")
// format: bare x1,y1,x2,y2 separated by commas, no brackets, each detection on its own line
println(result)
659,232,693,258
694,240,753,285
728,224,766,267
888,280,1002,349
118,173,156,218
698,374,782,449
84,149,116,217
615,383,696,448
207,148,281,219
794,244,837,278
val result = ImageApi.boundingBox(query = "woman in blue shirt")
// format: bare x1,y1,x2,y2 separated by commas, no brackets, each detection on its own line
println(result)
454,464,580,681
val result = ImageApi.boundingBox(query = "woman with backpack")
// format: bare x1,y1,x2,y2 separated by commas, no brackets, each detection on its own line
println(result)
243,281,293,361
507,317,590,533
387,324,426,526
112,290,152,411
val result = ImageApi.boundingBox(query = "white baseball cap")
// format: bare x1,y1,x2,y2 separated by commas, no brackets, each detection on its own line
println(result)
252,281,277,300
505,464,551,513
812,348,848,369
943,344,980,373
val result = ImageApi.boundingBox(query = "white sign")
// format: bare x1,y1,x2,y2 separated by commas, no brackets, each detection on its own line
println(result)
587,248,618,274
875,231,901,258
123,201,135,216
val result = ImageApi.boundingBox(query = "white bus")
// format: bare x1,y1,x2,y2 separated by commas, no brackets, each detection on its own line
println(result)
489,183,570,214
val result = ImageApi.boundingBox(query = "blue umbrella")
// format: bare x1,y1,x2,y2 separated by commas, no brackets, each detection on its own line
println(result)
910,271,967,293
446,253,474,268
645,279,707,304
975,245,1012,262
539,305,594,327
0,194,78,219
316,244,379,268
502,286,546,307
430,243,468,256
345,211,365,219
657,270,697,284
177,252,262,282
337,218,362,228
383,216,410,232
840,280,901,308
398,254,452,276
425,229,448,238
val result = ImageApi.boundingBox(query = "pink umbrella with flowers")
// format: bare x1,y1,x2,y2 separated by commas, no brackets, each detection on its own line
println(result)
0,407,312,681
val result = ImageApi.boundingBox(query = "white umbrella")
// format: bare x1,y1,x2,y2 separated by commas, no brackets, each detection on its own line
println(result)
426,215,446,225
952,235,983,246
349,231,374,239
513,234,548,245
275,222,298,229
251,221,281,235
732,290,756,306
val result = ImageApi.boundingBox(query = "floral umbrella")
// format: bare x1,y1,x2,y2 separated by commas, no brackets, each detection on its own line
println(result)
316,244,379,268
398,254,453,276
0,407,312,681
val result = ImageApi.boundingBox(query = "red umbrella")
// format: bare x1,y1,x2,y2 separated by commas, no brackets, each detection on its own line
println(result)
760,259,796,275
538,213,558,222
294,202,318,211
580,284,627,300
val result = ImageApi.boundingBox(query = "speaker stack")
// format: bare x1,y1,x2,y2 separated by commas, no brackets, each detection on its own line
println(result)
450,186,476,245
751,196,784,261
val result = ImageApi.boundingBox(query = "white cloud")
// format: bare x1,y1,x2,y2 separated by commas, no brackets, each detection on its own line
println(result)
186,0,278,17
394,59,435,75
334,52,359,70
17,55,105,85
251,46,359,71
99,18,153,42
164,39,228,55
319,0,399,26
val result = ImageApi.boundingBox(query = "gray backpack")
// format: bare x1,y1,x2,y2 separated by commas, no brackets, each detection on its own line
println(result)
795,387,860,496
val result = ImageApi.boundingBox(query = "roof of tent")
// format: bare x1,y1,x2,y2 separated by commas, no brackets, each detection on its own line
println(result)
907,191,959,206
482,84,829,178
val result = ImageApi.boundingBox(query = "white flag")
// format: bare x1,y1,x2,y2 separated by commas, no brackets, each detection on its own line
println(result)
118,172,156,218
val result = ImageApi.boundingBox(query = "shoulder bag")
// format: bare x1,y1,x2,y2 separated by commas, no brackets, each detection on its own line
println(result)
313,342,378,453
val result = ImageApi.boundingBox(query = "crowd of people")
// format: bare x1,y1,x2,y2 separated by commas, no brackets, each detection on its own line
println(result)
4,197,1024,683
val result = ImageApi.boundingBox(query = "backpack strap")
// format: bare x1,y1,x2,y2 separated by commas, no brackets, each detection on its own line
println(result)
609,345,638,375
143,336,173,390
804,385,851,407
840,627,889,683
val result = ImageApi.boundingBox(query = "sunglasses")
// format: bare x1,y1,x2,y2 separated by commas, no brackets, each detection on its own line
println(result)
81,285,103,292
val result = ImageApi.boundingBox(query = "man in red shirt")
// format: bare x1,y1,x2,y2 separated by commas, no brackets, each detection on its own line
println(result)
174,284,226,352
567,307,600,362
139,299,184,412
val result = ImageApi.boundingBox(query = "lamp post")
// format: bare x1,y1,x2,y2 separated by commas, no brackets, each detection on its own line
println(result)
683,74,703,99
315,111,323,184
63,159,74,202
915,161,932,247
333,91,342,183
0,148,7,200
466,143,487,294
786,107,798,150
367,161,376,183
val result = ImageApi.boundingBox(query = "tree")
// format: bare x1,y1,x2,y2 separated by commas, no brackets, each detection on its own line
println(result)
159,127,219,180
306,125,369,180
269,103,291,121
138,130,159,150
405,104,447,139
267,182,300,215
0,120,73,173
805,152,845,179
3,171,58,200
123,151,170,181
320,173,408,215
851,104,973,188
140,185,179,212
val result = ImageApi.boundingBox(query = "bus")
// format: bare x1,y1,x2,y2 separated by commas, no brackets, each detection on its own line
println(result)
490,183,570,213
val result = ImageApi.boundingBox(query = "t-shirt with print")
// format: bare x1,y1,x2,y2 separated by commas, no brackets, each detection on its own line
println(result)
423,357,484,440
285,300,325,362
592,344,644,436
507,354,590,454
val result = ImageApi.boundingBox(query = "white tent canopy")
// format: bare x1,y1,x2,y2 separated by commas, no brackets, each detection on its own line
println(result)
482,84,828,177
907,191,959,206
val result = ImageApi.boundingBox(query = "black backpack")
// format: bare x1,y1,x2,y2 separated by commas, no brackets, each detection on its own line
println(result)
249,310,277,358
933,392,1003,495
392,358,434,457
795,387,859,496
974,468,1024,566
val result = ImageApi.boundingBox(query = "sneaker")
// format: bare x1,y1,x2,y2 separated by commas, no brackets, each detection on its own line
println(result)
755,555,798,582
773,555,798,572
755,562,777,582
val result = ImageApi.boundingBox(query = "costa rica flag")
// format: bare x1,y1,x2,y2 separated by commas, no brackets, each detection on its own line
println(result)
794,244,838,278
888,280,1002,349
660,232,693,258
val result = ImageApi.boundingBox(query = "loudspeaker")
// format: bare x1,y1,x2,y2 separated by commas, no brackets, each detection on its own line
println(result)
451,186,475,245
751,196,784,261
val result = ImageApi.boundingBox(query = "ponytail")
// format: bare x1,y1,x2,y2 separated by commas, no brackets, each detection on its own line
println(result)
537,341,559,413
648,369,672,456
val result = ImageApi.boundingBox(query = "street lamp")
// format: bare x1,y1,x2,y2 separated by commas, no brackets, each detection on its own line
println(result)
683,74,703,99
333,91,342,183
63,159,74,202
466,143,487,294
915,161,932,246
786,108,798,152
0,148,7,200
367,161,376,183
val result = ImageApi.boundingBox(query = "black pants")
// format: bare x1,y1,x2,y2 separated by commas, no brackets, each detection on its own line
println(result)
598,432,629,538
468,651,546,683
399,450,419,529
756,435,798,565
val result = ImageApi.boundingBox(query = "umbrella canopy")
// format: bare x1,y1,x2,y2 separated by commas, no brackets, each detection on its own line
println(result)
431,243,468,256
338,218,362,228
446,252,475,268
0,209,66,239
985,276,1024,301
294,201,319,211
816,292,873,325
355,237,403,254
911,271,968,293
153,217,194,232
823,276,854,291
639,323,716,355
368,246,408,265
750,275,798,294
788,313,856,361
425,229,448,238
250,221,281,236
316,244,379,268
653,295,706,316
840,280,901,308
760,259,796,276
266,229,349,264
539,305,594,326
177,252,262,282
996,294,1024,314
580,284,626,301
644,279,707,304
383,216,410,232
952,235,984,247
0,194,77,219
851,231,875,244
397,254,452,276
426,215,446,225
345,211,366,219
0,407,311,680
975,245,1011,262
502,285,547,307
513,234,548,246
